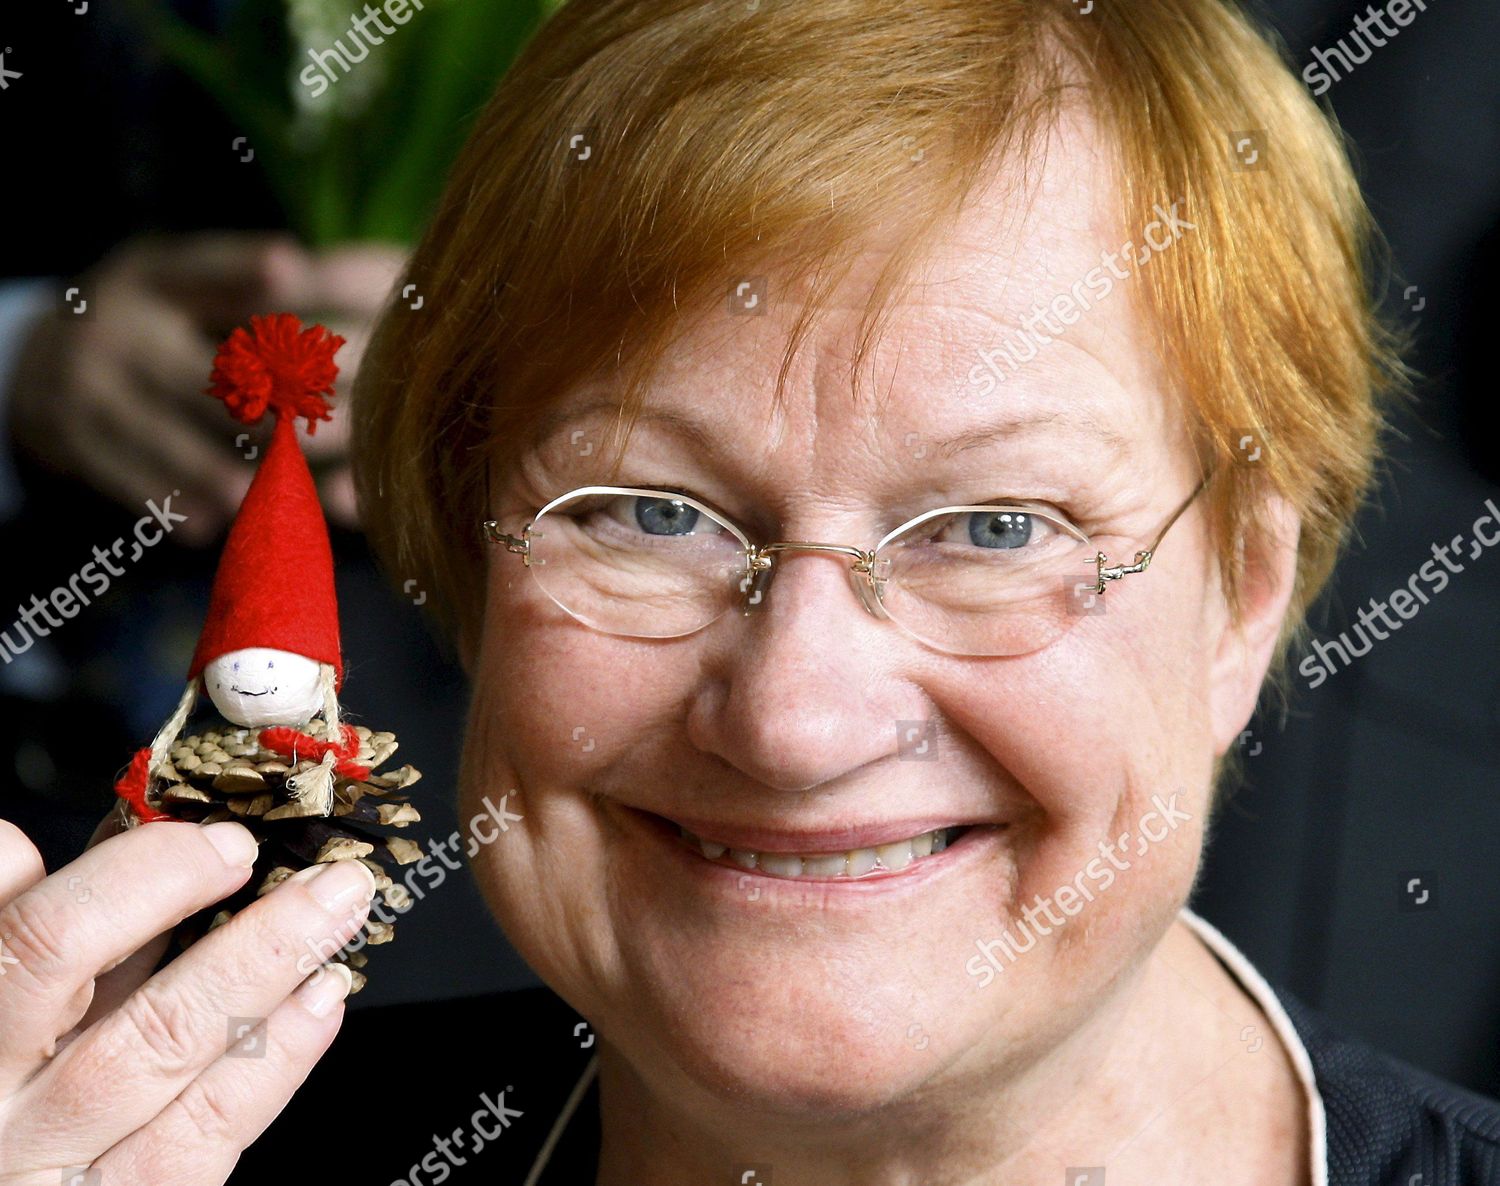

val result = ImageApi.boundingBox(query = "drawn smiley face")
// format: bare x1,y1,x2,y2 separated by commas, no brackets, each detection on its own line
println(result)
204,647,324,727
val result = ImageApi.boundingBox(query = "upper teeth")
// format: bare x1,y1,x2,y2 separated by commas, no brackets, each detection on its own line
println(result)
680,826,959,879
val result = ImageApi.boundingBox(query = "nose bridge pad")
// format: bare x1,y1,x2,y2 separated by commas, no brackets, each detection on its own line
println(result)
738,560,773,612
737,548,888,619
852,556,890,619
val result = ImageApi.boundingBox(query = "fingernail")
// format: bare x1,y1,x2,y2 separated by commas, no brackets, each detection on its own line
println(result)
296,962,353,1018
305,859,377,912
202,821,259,869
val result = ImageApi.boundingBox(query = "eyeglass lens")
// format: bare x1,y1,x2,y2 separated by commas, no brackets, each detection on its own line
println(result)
522,489,1101,655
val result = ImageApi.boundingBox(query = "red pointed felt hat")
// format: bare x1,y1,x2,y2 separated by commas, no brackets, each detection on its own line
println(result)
187,314,347,689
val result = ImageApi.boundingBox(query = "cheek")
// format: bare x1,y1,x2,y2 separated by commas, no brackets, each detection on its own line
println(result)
457,566,700,1001
479,569,695,775
929,573,1215,947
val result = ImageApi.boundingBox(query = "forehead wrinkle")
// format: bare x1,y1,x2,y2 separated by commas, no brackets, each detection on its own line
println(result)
529,395,732,461
534,333,1141,476
532,180,1152,482
807,293,1142,467
936,407,1134,463
543,389,1137,476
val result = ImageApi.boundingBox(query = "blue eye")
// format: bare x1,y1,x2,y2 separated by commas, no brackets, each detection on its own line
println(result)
268,659,275,668
966,511,1035,550
636,497,704,535
915,506,1068,557
601,495,726,538
232,660,239,671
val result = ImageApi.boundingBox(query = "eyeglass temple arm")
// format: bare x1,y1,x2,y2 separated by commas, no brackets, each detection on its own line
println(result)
480,462,535,562
1092,469,1214,594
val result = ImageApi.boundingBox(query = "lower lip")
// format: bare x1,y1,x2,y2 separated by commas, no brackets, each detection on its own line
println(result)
613,805,1005,901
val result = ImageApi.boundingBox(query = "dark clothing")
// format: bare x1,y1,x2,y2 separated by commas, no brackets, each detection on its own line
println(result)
229,982,1500,1186
1280,991,1500,1185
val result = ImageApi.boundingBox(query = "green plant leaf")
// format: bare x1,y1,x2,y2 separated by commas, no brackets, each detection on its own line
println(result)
352,0,549,241
128,0,552,244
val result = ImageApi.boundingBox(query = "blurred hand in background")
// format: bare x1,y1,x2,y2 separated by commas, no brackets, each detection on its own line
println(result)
6,232,405,545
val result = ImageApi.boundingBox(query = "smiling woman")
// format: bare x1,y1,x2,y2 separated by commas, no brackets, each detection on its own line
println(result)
150,0,1495,1183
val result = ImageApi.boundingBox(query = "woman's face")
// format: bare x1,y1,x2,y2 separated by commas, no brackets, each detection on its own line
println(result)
461,113,1291,1117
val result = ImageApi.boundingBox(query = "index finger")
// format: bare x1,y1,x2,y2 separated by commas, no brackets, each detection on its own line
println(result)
139,232,316,332
0,821,258,1095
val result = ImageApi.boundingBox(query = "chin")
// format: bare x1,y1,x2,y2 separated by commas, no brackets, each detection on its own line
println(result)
470,773,1041,1100
585,816,1022,1119
613,937,984,1118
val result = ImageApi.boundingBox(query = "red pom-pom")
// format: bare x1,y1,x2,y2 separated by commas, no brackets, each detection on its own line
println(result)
206,313,346,433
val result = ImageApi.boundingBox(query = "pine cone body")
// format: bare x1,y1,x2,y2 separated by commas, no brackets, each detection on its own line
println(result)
141,717,423,993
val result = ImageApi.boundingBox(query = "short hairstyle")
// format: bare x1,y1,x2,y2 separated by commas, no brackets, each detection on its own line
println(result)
353,0,1410,792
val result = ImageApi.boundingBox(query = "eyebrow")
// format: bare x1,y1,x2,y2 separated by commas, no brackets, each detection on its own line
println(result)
935,408,1133,460
533,397,1132,461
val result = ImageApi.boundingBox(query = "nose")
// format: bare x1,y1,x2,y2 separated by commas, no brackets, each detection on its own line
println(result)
685,548,912,794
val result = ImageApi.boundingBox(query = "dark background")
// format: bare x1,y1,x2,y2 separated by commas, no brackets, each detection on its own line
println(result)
1,0,1496,1097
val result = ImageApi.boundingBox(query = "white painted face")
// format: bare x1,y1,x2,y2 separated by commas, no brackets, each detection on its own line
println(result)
204,647,324,727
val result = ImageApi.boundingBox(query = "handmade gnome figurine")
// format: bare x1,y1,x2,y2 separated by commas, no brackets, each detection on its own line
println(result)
110,313,423,991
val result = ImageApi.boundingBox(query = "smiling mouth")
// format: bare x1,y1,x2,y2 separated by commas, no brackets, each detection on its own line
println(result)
230,685,275,697
675,822,977,881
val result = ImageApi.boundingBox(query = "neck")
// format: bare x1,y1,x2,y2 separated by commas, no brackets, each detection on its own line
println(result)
593,918,1306,1186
